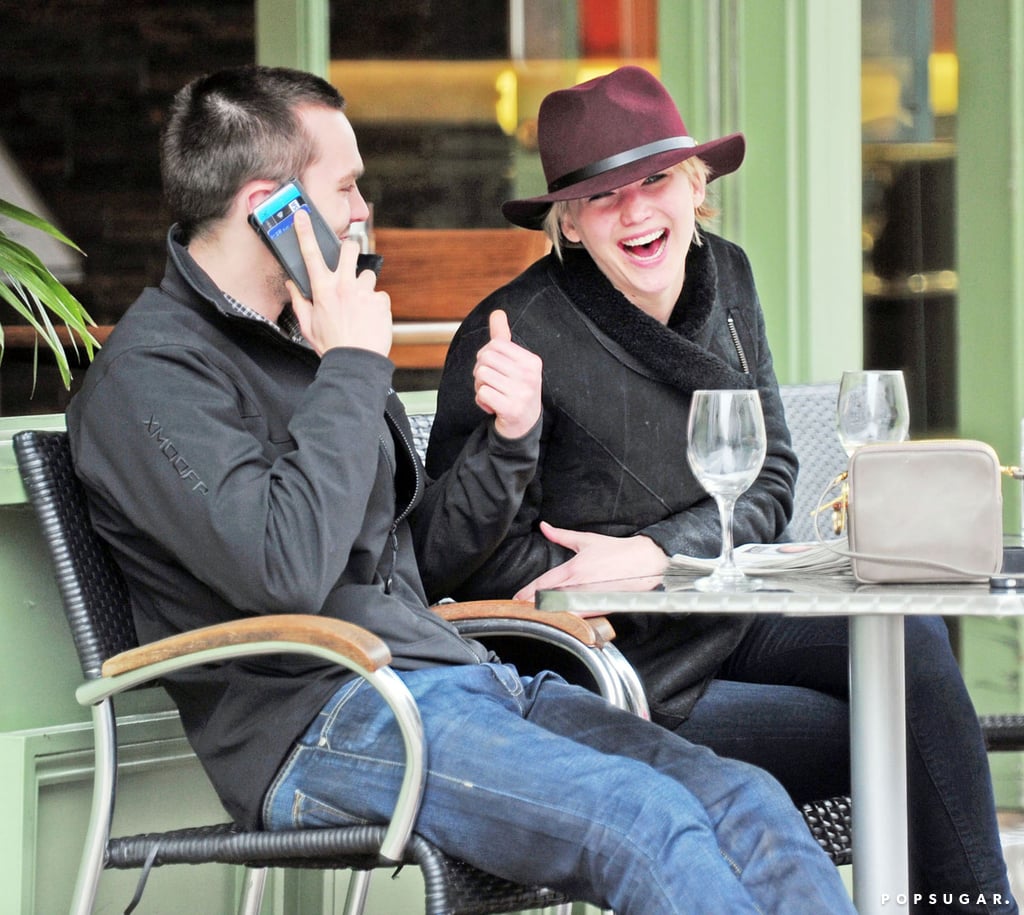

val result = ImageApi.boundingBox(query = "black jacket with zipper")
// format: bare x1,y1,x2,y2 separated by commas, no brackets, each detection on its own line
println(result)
426,232,798,727
67,227,539,828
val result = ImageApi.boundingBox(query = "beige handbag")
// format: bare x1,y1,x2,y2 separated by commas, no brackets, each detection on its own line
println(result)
845,439,1004,583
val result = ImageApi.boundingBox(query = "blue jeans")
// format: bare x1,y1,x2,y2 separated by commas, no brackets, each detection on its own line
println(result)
675,614,1018,915
263,662,854,915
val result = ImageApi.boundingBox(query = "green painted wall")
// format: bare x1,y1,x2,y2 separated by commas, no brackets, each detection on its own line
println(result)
956,0,1024,536
955,0,1024,808
256,0,330,75
660,0,863,385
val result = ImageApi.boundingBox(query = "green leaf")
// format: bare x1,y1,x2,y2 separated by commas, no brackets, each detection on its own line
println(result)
0,198,84,254
0,281,74,387
0,197,99,389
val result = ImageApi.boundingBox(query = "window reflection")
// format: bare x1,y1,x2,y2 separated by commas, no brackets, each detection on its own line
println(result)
328,0,658,228
861,0,957,435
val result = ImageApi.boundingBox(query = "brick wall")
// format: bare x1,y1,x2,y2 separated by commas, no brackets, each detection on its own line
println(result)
0,0,256,324
0,0,256,412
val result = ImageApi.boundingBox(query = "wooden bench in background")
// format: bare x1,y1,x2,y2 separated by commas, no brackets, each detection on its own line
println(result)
2,228,551,374
375,227,550,369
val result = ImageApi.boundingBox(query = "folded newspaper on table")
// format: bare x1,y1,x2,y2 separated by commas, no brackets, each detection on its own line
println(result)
669,540,852,576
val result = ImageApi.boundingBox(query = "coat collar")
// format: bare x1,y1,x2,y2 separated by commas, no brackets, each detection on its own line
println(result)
163,225,237,318
552,239,753,393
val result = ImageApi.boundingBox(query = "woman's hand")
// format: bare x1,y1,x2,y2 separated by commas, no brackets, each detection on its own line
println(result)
473,309,543,440
514,521,668,600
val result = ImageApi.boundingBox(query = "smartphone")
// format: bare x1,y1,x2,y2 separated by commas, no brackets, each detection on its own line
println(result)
990,575,1023,592
249,179,381,299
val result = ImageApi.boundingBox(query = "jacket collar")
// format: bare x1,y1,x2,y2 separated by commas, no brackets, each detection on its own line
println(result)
162,225,239,319
162,226,307,345
552,239,753,393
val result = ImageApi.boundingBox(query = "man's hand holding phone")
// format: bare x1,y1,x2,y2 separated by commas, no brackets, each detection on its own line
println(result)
287,209,392,358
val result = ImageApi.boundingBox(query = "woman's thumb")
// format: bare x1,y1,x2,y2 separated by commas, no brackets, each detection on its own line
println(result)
489,308,512,342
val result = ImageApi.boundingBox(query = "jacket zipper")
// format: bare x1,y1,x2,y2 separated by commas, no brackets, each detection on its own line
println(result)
385,403,424,526
371,401,484,661
382,398,424,594
726,313,750,374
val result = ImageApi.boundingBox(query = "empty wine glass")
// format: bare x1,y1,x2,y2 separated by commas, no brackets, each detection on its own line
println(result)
829,370,910,535
686,389,768,592
836,370,910,457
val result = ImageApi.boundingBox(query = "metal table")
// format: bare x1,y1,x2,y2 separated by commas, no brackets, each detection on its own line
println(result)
537,573,1024,915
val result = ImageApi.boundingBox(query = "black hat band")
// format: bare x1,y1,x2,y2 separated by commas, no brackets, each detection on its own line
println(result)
546,136,697,193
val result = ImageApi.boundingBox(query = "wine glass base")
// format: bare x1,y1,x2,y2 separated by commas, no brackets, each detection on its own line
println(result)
694,570,763,593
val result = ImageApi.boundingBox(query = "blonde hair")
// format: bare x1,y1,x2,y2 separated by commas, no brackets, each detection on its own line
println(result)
542,156,717,260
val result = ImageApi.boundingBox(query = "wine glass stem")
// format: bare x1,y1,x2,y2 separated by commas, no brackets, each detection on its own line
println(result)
715,494,738,571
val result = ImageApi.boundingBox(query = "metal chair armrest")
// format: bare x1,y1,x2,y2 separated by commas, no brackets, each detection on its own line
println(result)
436,600,645,715
435,599,616,647
80,615,420,865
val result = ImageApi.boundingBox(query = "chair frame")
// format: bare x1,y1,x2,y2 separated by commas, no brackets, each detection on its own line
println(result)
77,621,423,914
436,601,650,719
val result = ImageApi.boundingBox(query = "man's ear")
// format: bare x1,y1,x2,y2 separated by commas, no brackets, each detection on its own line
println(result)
240,179,279,219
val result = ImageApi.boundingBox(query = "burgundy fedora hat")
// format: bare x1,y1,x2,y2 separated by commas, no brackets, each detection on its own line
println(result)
502,66,745,230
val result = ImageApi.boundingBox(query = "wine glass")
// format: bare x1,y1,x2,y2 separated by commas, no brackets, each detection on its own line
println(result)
836,370,910,457
830,370,910,536
686,389,768,592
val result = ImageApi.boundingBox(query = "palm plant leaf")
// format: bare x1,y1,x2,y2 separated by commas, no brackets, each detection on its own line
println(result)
0,197,98,389
0,198,84,253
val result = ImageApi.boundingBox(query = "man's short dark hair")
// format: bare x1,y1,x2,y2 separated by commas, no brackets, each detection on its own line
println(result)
161,65,345,239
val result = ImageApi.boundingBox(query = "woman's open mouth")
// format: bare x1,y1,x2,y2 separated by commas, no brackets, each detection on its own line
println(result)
620,229,667,261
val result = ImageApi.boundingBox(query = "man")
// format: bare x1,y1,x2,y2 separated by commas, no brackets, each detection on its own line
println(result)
66,64,854,914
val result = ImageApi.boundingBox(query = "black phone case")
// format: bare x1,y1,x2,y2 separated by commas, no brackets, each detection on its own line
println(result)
356,253,384,277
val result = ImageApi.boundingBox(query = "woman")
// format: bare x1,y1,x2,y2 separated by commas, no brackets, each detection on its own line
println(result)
425,66,1016,914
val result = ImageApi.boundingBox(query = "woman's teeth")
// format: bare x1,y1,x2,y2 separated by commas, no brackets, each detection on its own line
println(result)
622,230,666,258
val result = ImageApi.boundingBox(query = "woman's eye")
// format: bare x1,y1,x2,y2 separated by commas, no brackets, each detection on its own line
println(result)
643,173,667,186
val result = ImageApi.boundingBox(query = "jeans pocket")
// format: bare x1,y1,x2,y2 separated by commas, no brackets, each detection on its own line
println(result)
315,678,372,751
486,661,526,699
262,742,308,830
292,789,371,829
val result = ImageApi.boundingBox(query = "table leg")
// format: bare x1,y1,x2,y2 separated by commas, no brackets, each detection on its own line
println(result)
850,614,909,914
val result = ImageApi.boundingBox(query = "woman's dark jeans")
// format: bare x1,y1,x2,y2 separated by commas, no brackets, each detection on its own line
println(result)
675,614,1018,914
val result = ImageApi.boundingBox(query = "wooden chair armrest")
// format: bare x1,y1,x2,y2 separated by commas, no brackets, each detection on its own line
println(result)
434,599,616,648
101,615,391,678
